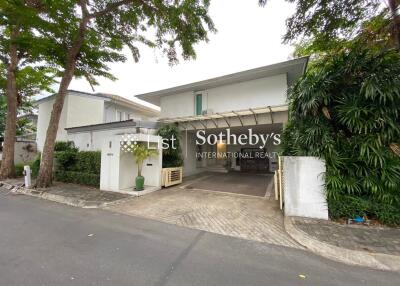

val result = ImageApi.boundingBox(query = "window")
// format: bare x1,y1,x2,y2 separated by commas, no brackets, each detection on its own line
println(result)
195,93,202,115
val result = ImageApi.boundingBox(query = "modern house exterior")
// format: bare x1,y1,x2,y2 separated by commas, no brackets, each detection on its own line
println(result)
33,57,308,194
36,90,160,152
136,57,309,176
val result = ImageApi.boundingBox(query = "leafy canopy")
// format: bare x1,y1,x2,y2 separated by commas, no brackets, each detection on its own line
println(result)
25,0,216,87
259,0,391,55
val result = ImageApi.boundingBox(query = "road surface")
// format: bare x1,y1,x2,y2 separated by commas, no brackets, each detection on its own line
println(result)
0,187,398,286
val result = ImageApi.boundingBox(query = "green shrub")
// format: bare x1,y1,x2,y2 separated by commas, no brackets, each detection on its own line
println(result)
282,46,400,225
72,151,101,174
54,150,101,187
14,163,25,177
54,171,100,187
30,154,41,178
157,124,184,168
328,195,400,226
54,141,78,152
54,151,76,171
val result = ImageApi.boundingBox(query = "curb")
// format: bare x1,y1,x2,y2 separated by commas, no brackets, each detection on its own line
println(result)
284,216,400,272
0,181,119,209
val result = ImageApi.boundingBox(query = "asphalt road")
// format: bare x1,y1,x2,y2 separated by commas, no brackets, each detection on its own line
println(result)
0,187,399,286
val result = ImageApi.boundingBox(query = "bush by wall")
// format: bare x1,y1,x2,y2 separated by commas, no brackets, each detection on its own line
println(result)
282,46,400,225
54,141,78,152
54,150,101,187
54,170,100,187
14,163,25,177
30,154,41,178
157,124,184,168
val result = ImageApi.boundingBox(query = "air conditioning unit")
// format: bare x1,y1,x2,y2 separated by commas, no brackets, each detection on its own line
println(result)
161,167,183,187
202,109,214,115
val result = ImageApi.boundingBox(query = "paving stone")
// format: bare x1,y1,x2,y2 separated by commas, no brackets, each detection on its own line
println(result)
106,186,301,248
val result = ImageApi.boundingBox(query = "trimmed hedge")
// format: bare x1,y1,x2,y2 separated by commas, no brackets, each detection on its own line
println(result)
54,170,100,187
54,141,78,152
54,150,101,187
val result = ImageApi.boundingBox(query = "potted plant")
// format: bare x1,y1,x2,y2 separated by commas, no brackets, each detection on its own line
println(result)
132,143,158,191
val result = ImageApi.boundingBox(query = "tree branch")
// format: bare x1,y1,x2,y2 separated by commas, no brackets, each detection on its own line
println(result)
89,0,137,19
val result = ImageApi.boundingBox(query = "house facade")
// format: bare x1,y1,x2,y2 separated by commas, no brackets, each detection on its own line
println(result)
33,57,308,193
137,57,308,176
36,90,160,152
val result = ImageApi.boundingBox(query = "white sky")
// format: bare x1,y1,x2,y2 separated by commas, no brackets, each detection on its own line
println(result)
67,0,295,109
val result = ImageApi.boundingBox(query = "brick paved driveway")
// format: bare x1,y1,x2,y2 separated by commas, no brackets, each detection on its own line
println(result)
105,175,300,248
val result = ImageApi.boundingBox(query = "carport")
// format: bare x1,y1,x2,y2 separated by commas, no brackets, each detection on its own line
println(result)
182,172,274,197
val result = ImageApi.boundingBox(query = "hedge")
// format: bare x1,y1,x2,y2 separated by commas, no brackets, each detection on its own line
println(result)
54,170,100,187
54,150,101,187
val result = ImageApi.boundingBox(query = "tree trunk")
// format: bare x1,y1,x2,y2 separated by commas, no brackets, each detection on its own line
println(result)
388,0,400,49
35,16,89,188
0,28,20,180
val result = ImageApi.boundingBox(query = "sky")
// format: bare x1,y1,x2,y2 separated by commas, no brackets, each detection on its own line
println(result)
67,0,296,109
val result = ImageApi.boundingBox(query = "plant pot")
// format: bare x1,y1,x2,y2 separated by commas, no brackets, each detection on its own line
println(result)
135,175,145,191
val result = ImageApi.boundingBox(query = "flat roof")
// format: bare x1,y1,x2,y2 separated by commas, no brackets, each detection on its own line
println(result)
65,119,160,133
135,57,309,106
36,90,160,116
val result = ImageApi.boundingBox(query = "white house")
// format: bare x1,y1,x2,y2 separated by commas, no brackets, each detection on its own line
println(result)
34,57,309,195
36,90,160,152
136,57,309,176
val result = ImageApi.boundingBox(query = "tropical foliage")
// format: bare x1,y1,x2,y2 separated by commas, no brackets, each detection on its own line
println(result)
131,143,158,177
157,124,184,168
259,0,399,52
281,46,400,224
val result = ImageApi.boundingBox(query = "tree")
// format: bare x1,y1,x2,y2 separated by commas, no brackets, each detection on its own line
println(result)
259,0,399,51
281,46,400,224
0,1,54,178
36,0,215,187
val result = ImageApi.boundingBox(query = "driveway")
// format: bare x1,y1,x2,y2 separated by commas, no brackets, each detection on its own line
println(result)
106,174,297,248
182,172,274,197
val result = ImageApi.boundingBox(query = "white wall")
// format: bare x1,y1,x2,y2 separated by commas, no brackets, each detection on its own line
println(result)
67,127,158,151
283,156,328,220
36,96,69,152
67,94,104,128
36,92,158,152
160,74,287,118
104,102,153,123
100,134,162,192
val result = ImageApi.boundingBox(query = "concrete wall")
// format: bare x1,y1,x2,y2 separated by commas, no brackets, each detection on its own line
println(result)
104,102,152,122
282,156,328,220
100,134,162,192
37,91,157,152
14,141,38,164
36,96,69,152
66,94,104,128
160,74,287,118
67,127,158,151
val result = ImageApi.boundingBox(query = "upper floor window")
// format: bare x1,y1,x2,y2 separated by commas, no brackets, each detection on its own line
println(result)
195,93,202,115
